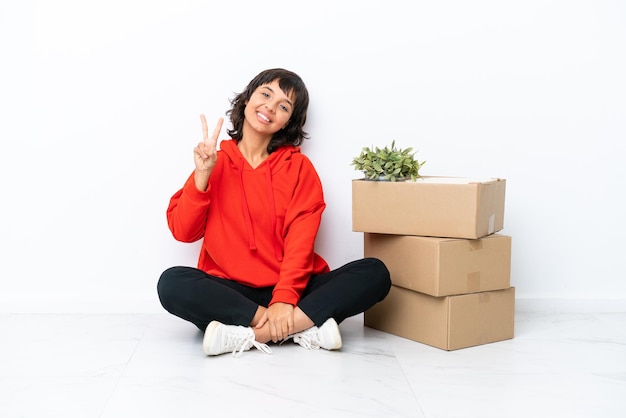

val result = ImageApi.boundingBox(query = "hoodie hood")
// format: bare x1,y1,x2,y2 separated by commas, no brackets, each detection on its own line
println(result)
219,140,300,261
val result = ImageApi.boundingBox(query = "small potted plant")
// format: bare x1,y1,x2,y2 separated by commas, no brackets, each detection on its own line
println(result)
351,140,426,182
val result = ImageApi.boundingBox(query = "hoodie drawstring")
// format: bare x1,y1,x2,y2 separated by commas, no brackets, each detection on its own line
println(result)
239,159,257,252
265,168,284,262
238,158,284,261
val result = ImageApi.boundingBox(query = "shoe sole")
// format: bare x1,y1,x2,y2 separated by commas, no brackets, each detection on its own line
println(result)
202,321,221,355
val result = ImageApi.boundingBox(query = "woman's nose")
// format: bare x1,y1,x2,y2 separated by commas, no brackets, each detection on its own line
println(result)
265,101,277,112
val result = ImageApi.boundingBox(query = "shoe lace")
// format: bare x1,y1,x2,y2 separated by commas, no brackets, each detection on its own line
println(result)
227,331,273,357
248,340,273,356
290,327,321,350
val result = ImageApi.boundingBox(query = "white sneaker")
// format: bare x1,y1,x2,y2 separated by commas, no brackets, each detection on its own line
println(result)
291,318,342,350
203,321,272,357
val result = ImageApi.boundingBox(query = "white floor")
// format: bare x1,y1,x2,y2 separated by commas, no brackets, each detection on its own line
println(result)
1,309,625,418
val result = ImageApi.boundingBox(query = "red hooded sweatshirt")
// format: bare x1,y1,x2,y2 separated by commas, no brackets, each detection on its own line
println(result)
166,139,330,307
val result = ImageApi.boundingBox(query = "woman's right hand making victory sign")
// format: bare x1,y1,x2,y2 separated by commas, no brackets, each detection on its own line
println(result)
193,115,223,191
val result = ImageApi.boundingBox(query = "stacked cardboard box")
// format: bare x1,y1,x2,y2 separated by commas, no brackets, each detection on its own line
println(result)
352,176,514,351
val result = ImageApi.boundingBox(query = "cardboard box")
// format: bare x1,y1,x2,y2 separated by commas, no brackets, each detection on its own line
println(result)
364,286,515,351
364,233,511,296
352,177,506,239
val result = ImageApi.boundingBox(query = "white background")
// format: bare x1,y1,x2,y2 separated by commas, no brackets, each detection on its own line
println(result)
1,0,624,313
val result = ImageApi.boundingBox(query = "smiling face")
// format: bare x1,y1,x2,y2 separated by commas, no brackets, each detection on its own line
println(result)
243,79,295,140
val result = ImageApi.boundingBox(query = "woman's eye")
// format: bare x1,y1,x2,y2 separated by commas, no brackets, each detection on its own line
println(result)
261,92,270,98
280,105,289,112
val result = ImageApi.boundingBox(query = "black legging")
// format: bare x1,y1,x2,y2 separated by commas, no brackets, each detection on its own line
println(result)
157,257,391,331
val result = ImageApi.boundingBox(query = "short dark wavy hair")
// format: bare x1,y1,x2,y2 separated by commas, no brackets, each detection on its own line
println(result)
226,68,310,153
